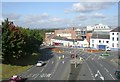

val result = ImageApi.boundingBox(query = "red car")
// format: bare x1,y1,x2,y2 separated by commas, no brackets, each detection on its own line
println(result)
8,75,23,82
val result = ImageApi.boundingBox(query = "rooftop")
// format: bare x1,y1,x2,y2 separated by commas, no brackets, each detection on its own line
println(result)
110,27,120,32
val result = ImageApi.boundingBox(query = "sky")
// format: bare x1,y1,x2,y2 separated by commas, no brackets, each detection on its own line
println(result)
1,1,119,29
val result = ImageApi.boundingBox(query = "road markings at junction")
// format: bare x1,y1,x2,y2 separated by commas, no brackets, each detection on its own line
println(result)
104,67,109,73
33,74,39,79
95,70,104,80
41,68,44,72
62,61,65,64
27,74,32,77
85,62,95,80
110,74,115,80
32,74,37,77
52,61,54,64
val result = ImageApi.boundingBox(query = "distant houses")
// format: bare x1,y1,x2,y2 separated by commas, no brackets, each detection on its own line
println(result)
44,24,119,50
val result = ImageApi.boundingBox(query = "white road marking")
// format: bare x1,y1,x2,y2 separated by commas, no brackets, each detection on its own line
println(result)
85,62,95,80
110,74,115,80
62,61,65,64
86,55,92,60
99,63,103,67
33,74,39,79
52,61,54,64
32,74,37,77
40,68,44,72
104,67,109,73
27,74,32,77
95,59,116,80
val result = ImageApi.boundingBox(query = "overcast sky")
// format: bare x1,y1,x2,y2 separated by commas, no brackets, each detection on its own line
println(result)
1,1,119,29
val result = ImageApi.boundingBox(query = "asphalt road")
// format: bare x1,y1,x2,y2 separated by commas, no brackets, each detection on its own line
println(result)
19,47,71,80
19,46,119,80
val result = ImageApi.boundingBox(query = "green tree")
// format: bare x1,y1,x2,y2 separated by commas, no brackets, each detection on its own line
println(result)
2,18,25,63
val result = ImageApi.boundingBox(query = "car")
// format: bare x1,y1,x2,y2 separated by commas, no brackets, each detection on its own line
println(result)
101,53,110,56
36,61,45,67
8,75,23,82
115,69,120,79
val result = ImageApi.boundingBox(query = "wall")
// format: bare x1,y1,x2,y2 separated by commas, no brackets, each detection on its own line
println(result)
90,38,110,49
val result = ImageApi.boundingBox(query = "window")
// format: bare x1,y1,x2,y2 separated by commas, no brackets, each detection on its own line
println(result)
106,41,109,43
112,43,114,47
117,44,119,47
99,40,101,43
112,33,114,35
117,33,118,35
112,37,114,41
92,44,94,47
103,41,104,43
92,40,94,43
117,37,118,41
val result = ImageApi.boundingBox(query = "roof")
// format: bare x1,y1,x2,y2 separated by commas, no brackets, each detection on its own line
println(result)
110,27,120,32
52,36,84,41
91,34,110,39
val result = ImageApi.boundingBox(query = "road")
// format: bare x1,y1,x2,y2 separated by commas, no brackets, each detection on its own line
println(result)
19,46,119,80
19,47,71,80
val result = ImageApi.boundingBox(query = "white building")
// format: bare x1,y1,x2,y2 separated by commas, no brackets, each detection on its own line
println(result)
87,24,111,32
51,36,89,48
110,27,120,50
90,32,110,50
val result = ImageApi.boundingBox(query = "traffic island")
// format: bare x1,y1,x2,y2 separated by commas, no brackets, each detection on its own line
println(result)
68,59,82,80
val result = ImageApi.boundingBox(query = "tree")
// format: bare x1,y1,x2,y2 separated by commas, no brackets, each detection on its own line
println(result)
2,18,25,63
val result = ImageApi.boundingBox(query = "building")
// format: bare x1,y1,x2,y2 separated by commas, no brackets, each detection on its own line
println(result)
51,36,89,48
110,27,120,50
75,28,87,39
54,27,76,39
90,32,110,50
86,31,92,47
87,24,111,32
44,32,55,45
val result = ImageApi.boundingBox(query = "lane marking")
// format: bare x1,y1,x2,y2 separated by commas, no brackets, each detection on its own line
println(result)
27,74,32,77
85,62,95,80
32,74,36,77
104,67,109,73
52,61,54,64
110,74,115,80
62,61,65,64
33,74,39,79
95,59,116,80
40,68,44,72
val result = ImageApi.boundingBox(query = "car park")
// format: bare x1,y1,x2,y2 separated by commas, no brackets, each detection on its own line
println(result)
36,61,45,67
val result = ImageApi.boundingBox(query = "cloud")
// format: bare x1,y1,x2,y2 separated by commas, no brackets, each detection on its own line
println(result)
92,13,106,18
66,2,115,13
76,13,87,21
2,13,22,21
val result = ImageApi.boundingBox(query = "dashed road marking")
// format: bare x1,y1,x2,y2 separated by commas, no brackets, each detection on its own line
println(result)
40,68,44,72
27,74,32,77
110,74,115,80
52,61,54,64
85,62,95,80
104,67,109,73
33,74,39,79
32,74,37,77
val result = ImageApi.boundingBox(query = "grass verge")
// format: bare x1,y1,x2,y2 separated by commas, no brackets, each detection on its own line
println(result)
2,52,42,80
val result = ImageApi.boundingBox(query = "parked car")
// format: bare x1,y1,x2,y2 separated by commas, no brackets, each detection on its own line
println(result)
8,75,23,82
101,53,110,56
115,69,120,79
36,61,45,67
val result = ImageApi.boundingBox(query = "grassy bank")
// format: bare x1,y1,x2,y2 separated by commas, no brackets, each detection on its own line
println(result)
2,52,42,80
